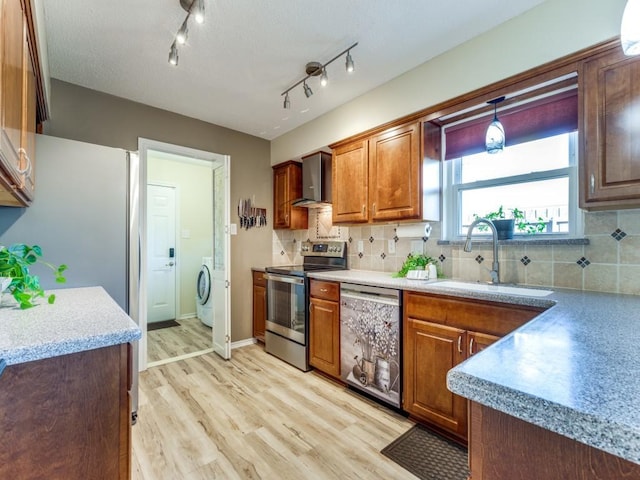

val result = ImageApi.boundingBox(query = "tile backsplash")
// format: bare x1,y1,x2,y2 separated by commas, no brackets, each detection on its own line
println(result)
273,207,640,295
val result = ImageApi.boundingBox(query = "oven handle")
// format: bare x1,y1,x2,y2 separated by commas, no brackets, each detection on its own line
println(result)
264,273,305,285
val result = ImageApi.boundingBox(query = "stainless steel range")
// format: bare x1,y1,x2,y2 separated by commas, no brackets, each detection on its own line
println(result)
264,241,347,371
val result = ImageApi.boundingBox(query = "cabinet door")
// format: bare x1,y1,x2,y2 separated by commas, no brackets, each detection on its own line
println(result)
309,297,340,378
332,139,369,223
581,47,640,209
369,122,421,221
19,35,35,198
404,317,467,438
468,331,499,356
0,0,26,182
252,283,266,342
273,162,307,230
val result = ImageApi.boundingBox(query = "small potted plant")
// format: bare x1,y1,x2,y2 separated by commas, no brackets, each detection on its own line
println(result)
473,206,547,239
0,243,67,309
393,253,438,278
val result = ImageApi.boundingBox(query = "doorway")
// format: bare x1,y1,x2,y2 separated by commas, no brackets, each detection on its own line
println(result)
136,139,231,370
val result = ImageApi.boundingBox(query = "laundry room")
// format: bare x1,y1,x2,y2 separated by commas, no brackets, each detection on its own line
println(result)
146,149,214,364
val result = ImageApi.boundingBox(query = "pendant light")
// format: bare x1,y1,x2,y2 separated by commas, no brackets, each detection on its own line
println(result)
621,0,640,55
485,96,506,154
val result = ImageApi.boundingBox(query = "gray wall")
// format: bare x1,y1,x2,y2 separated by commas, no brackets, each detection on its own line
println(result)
40,79,273,341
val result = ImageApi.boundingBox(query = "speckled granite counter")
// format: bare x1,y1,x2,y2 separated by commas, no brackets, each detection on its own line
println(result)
0,286,141,365
307,269,640,465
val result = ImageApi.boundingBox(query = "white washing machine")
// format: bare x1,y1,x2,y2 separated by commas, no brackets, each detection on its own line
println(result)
196,256,214,327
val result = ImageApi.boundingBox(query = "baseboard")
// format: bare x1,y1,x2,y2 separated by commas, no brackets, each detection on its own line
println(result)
179,312,197,320
231,337,257,349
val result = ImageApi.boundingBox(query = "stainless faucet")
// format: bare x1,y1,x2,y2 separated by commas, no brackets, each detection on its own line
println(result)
464,218,500,284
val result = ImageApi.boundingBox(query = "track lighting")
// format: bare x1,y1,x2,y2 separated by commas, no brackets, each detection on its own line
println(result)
169,41,179,66
303,81,313,98
621,0,640,55
485,96,506,154
167,0,206,66
280,42,358,109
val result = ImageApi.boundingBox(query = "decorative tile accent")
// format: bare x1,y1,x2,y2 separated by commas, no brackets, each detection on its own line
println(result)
422,236,429,242
381,252,386,260
369,236,374,243
611,229,627,241
280,250,285,256
577,257,591,268
394,236,399,243
358,252,363,259
348,237,353,243
292,238,296,244
521,256,531,266
439,254,446,263
475,255,484,264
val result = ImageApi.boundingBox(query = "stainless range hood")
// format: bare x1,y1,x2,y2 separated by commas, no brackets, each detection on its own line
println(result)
292,151,332,208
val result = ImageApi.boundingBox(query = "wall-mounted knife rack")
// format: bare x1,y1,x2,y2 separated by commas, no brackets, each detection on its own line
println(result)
238,196,267,230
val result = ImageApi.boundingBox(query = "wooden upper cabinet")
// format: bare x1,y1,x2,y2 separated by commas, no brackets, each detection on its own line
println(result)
332,139,369,223
331,120,423,224
273,161,308,230
580,46,640,210
369,122,421,221
0,0,38,206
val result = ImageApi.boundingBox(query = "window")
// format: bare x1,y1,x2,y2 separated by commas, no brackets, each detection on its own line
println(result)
442,86,580,240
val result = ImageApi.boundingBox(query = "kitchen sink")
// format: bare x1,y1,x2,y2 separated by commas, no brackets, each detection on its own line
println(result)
430,281,553,297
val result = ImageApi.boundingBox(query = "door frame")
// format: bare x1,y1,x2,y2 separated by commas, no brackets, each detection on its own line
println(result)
135,138,230,371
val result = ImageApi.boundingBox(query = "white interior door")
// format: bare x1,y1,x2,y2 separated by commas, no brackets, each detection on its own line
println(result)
212,158,231,359
147,184,177,323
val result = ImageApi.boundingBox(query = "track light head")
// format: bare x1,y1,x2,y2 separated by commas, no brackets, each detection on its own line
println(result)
168,42,179,66
303,81,313,98
345,51,354,73
283,92,291,109
193,0,205,24
320,68,328,87
176,19,189,45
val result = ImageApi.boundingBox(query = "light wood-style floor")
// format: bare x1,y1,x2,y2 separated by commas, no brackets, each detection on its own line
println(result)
132,344,419,479
147,317,212,364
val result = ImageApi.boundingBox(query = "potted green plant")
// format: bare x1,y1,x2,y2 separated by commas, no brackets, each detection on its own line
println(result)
393,253,438,278
0,244,67,309
473,206,547,239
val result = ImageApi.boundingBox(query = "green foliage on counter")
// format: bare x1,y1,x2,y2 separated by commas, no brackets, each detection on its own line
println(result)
393,253,437,278
0,244,67,309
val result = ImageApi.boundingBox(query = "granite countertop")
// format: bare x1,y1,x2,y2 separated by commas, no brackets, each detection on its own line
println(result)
0,286,141,365
307,269,640,465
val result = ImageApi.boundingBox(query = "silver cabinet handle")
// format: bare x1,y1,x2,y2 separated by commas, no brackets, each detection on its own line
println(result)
372,203,376,215
362,204,366,215
590,173,595,195
457,336,462,354
469,338,475,355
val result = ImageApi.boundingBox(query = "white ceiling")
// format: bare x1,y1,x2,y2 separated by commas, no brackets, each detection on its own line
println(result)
42,0,546,141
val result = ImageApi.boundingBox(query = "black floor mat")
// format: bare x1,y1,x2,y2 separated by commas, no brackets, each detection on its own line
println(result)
381,424,469,480
147,319,180,331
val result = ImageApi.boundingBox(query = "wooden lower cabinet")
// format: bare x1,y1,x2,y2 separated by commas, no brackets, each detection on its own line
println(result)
0,343,132,479
252,270,266,343
403,291,543,442
404,318,467,438
309,280,340,378
469,401,640,479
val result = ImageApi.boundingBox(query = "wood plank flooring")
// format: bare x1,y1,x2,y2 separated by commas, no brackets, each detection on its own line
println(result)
147,317,212,364
132,344,419,479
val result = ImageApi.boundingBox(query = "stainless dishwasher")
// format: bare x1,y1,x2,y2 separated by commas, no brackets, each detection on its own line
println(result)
340,283,401,408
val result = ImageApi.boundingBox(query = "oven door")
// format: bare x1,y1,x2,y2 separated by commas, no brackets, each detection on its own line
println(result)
265,273,306,345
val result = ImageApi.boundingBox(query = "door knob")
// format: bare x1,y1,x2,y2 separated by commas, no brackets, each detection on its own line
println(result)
166,262,175,267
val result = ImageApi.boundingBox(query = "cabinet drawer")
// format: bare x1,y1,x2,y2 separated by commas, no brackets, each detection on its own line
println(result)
405,291,543,337
252,270,267,287
310,280,340,301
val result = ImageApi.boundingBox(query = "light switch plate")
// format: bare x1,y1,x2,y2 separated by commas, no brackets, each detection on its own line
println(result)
357,240,364,253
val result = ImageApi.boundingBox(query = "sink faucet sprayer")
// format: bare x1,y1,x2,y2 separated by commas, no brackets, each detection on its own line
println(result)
464,218,500,284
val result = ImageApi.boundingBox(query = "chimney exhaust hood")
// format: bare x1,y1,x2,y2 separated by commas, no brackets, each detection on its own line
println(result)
292,151,332,208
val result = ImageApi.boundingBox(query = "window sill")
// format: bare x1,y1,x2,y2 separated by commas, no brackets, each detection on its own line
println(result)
437,237,589,246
